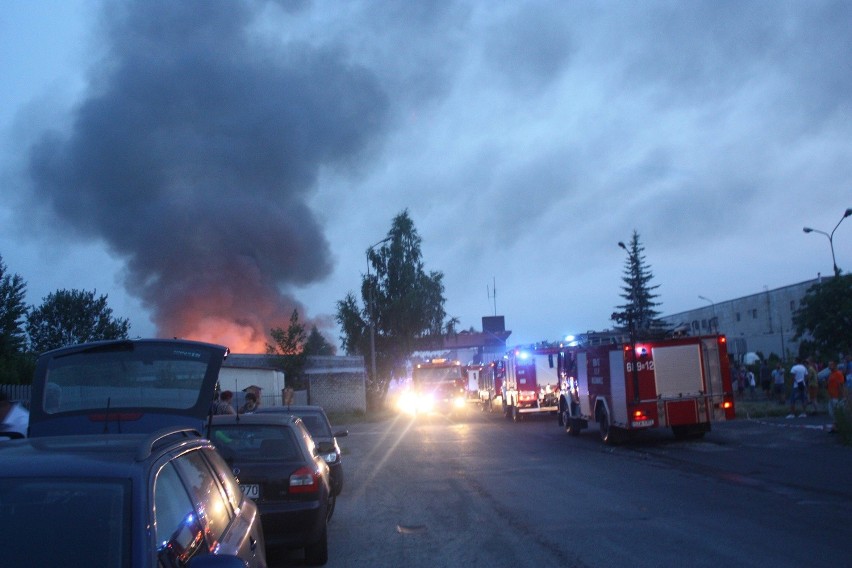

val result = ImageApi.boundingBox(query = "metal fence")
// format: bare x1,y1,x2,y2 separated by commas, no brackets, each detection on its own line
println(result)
0,384,32,408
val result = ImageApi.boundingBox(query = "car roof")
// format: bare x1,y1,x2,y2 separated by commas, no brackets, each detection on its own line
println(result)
28,339,228,438
255,404,327,416
210,413,299,427
0,430,209,477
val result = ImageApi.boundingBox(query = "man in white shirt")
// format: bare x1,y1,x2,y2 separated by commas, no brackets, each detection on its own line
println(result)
787,358,808,418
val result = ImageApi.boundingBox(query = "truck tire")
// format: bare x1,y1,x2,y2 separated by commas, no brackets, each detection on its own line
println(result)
598,407,622,445
672,424,708,440
512,405,523,422
567,417,582,436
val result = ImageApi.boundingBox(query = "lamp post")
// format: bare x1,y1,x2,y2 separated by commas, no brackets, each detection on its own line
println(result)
698,295,717,334
367,237,392,384
803,207,852,277
618,241,640,403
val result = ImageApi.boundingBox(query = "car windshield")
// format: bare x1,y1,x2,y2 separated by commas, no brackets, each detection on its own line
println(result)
293,412,332,438
42,343,216,414
210,425,301,461
0,477,130,567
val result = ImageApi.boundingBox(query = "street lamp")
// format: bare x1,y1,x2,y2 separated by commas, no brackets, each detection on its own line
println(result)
367,237,392,385
698,295,717,334
803,207,852,276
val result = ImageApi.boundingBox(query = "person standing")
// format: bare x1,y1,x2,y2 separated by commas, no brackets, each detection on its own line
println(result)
772,363,786,404
759,361,772,399
213,390,236,415
240,392,259,413
805,358,820,413
788,358,808,418
826,360,846,433
736,367,746,399
747,368,756,399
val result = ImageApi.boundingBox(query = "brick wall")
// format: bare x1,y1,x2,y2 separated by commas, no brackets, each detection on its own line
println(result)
307,371,367,413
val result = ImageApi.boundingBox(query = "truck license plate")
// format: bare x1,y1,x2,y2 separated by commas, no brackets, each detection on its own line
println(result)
240,484,260,499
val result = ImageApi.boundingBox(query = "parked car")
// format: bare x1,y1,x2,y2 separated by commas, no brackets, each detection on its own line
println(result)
256,405,348,498
209,413,331,566
0,338,267,567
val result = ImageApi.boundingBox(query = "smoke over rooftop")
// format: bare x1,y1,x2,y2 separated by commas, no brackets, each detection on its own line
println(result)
25,0,388,351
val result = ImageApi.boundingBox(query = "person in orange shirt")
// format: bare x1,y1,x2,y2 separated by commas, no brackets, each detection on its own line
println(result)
826,360,846,433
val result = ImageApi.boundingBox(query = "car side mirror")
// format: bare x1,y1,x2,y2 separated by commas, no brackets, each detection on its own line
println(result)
334,430,348,438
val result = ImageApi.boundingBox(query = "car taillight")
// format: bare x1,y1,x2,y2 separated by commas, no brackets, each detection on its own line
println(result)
289,466,320,493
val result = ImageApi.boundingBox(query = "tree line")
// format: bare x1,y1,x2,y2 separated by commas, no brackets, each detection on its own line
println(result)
0,255,131,383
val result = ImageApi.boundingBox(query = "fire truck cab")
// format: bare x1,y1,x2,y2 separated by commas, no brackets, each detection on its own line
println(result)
559,335,735,444
397,359,468,416
502,346,564,422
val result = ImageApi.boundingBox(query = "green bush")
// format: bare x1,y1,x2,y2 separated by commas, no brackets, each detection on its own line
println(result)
834,405,852,446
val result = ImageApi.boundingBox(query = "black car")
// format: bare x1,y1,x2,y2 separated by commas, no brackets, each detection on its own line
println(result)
256,405,348,498
209,413,331,566
0,338,268,568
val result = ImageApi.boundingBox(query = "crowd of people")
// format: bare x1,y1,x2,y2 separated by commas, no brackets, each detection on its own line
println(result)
734,355,850,433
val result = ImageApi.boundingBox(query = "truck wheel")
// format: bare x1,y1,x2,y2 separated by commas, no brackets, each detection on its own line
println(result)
598,408,621,445
567,417,582,436
512,405,522,422
557,402,565,427
673,425,708,440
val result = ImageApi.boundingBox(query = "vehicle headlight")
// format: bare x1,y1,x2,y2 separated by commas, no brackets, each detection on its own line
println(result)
453,396,466,409
418,394,435,412
321,452,338,463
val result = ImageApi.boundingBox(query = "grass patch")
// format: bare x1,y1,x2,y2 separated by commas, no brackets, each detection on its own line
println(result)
834,406,852,446
735,397,793,419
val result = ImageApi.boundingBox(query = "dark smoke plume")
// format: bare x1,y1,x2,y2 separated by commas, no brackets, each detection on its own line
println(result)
26,0,388,351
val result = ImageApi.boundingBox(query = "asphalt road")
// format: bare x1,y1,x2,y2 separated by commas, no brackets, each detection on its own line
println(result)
270,407,852,568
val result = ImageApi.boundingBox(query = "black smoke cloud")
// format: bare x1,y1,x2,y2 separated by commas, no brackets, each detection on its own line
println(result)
26,0,388,350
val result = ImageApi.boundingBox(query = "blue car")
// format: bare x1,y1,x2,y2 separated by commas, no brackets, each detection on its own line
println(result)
0,338,267,568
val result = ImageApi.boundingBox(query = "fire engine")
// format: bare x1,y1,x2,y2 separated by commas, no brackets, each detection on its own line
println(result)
397,359,468,415
477,360,505,412
558,335,735,444
501,345,564,421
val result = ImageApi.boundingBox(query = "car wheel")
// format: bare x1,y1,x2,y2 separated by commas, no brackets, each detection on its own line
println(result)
304,521,328,566
326,494,336,522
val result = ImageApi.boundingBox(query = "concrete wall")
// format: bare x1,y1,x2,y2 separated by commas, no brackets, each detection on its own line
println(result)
661,276,826,362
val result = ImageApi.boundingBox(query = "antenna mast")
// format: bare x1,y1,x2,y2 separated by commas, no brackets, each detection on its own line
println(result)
487,277,497,316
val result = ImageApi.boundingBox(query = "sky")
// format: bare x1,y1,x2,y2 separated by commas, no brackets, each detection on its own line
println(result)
1,0,850,353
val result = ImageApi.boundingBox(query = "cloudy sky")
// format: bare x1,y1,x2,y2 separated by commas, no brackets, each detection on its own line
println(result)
1,0,850,353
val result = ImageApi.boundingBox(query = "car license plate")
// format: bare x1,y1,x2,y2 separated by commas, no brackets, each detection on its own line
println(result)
240,484,260,499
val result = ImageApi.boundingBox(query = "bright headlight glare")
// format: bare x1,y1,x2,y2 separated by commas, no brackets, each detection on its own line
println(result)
322,452,338,463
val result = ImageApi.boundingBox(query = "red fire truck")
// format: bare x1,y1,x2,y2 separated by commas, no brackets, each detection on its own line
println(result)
477,360,505,412
502,345,564,422
397,359,469,415
558,335,735,444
